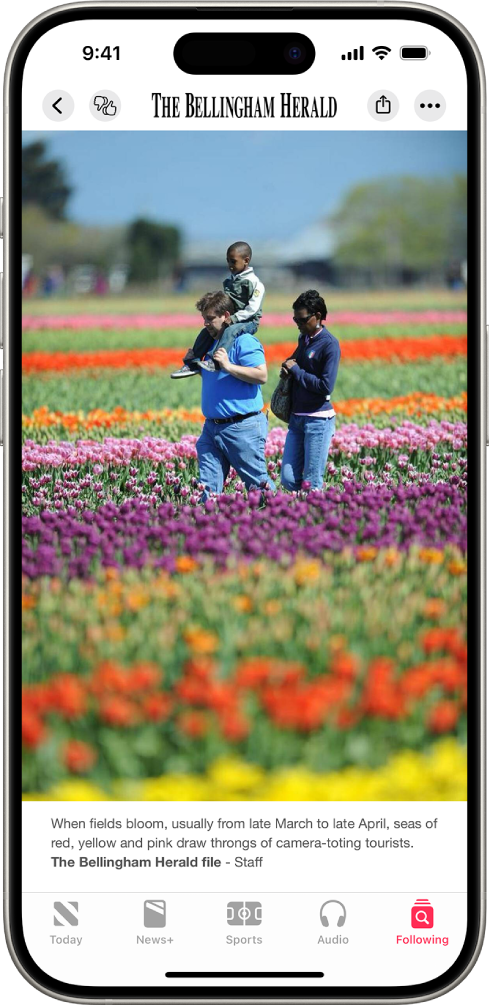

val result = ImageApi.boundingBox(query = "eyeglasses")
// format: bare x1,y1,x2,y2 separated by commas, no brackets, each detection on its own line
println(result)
292,313,315,324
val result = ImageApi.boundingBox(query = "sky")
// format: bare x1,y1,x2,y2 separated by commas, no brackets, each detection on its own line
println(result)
23,130,467,243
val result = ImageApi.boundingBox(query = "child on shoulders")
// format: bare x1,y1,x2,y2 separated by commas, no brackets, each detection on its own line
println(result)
171,240,265,378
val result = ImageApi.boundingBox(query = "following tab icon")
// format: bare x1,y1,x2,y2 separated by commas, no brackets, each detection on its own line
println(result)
411,899,434,928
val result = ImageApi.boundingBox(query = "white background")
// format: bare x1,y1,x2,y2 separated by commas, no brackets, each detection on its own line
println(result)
20,15,469,130
22,802,467,983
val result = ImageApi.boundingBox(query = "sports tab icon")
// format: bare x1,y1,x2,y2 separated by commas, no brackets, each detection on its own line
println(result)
144,899,166,927
53,901,78,926
227,901,262,925
411,898,434,928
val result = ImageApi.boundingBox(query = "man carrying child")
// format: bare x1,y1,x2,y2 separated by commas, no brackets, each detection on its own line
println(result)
171,240,265,378
192,291,275,499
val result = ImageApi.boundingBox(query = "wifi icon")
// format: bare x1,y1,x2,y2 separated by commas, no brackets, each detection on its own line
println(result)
373,45,391,60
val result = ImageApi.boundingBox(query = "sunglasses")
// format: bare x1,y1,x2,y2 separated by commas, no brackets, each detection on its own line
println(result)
292,313,315,324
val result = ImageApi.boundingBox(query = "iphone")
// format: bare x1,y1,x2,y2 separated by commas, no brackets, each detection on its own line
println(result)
3,2,485,1002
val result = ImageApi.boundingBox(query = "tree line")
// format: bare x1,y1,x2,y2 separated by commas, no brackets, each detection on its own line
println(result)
330,175,466,284
23,139,467,286
22,140,181,283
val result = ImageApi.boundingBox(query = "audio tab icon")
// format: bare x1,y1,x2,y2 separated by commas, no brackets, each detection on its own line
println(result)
341,46,364,61
320,900,347,927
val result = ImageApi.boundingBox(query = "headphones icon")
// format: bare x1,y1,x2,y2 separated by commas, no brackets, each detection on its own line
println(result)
320,899,347,927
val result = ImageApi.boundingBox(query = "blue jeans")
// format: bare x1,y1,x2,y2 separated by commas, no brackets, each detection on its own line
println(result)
187,320,259,367
281,414,336,492
197,412,275,498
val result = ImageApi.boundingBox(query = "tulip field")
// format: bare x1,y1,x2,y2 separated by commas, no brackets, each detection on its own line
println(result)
21,291,468,800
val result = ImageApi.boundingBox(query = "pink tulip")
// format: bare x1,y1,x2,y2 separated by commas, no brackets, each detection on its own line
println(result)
22,310,467,331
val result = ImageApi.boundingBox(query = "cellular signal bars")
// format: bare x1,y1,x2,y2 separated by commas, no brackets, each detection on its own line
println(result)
341,46,364,60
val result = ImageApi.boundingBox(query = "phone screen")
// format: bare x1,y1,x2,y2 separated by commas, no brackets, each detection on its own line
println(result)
9,4,482,1002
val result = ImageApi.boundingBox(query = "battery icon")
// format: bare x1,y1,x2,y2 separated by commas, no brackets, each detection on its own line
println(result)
400,46,430,60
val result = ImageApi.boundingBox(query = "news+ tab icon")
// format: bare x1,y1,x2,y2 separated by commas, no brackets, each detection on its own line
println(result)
144,899,166,927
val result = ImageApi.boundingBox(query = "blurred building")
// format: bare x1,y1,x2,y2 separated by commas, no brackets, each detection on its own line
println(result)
181,221,336,291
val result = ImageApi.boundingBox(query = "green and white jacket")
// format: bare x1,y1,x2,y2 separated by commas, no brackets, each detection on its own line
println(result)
223,266,265,325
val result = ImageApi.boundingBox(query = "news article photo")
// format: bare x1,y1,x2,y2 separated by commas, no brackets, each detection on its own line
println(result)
21,131,467,802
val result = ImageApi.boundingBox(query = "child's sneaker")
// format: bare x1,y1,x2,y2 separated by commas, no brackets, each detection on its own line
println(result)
170,364,199,379
196,359,217,373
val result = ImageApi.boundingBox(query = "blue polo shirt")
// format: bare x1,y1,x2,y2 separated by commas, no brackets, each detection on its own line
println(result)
201,333,266,420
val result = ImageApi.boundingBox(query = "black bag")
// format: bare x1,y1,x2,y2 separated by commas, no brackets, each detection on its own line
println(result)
270,373,292,423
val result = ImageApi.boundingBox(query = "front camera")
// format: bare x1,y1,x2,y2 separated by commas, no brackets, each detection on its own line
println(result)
284,43,306,65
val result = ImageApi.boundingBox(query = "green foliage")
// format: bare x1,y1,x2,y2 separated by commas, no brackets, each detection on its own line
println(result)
127,218,182,283
21,289,468,315
22,140,72,220
22,359,467,415
331,175,467,276
22,205,126,274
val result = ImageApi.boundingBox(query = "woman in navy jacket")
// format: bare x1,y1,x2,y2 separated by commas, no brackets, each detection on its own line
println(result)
280,290,340,492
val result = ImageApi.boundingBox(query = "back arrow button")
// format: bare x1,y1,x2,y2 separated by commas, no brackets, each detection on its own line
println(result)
42,90,74,122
